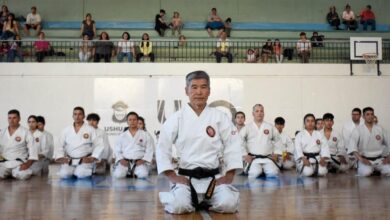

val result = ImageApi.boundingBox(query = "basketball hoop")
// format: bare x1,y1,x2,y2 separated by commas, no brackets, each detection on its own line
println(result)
362,53,378,70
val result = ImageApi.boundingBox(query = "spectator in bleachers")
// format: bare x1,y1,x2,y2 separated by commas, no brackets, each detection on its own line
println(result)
310,32,324,47
178,35,187,47
93,31,114,63
155,9,169,37
342,4,357,31
81,13,96,40
0,41,10,62
205,8,224,38
0,5,9,36
23,6,42,37
33,32,51,62
245,48,257,63
273,39,283,63
7,34,24,62
359,5,376,31
79,34,92,62
215,31,233,63
117,32,135,63
224,17,232,37
170,11,183,36
327,6,341,30
260,39,273,63
296,32,311,63
136,33,155,62
1,13,19,40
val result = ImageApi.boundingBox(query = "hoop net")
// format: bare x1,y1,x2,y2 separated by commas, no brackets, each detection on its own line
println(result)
363,53,378,69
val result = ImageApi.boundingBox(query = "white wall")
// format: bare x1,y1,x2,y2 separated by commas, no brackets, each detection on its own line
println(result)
0,63,389,146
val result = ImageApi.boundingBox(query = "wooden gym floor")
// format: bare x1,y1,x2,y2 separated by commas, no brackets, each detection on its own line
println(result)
0,165,389,220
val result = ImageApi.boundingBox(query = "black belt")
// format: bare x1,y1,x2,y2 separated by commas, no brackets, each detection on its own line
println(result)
300,152,320,175
0,158,25,163
115,159,140,178
330,155,341,166
67,154,92,166
178,167,219,211
246,153,282,173
362,155,383,161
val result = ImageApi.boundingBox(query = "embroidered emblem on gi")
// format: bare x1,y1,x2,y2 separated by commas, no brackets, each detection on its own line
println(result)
231,130,237,135
333,137,337,142
264,129,269,135
139,139,143,143
15,136,21,142
83,133,90,139
376,135,381,141
316,139,321,145
35,137,40,143
206,126,216,137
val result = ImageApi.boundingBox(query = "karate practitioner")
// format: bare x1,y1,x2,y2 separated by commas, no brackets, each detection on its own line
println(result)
348,107,390,177
0,109,38,180
295,114,330,177
87,113,112,174
273,117,295,170
138,116,157,171
55,107,104,179
315,118,324,130
234,111,246,132
113,112,153,179
320,113,348,173
342,108,364,168
27,115,50,176
36,116,54,165
240,104,281,178
157,70,242,214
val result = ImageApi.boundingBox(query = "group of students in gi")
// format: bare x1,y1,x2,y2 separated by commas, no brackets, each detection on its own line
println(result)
1,71,389,215
235,105,390,178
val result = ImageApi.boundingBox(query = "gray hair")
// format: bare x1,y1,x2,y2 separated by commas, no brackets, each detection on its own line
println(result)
185,70,210,88
252,104,264,112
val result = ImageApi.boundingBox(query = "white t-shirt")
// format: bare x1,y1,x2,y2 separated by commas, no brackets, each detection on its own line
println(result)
296,40,311,52
342,11,355,20
118,40,134,53
26,13,41,25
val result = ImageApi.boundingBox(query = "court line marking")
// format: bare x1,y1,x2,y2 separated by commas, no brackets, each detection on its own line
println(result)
199,210,212,220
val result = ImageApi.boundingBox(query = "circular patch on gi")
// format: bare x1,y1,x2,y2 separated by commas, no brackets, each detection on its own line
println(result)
316,139,321,145
15,136,21,142
332,137,337,142
35,137,40,143
264,129,269,135
376,135,381,141
231,130,237,135
206,126,216,138
83,133,90,139
139,139,143,143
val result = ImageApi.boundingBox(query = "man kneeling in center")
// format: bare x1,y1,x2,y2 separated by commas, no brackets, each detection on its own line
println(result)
157,70,243,214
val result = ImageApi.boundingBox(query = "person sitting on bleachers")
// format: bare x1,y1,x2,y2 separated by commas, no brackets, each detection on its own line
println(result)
245,49,256,63
310,32,324,47
93,31,114,63
224,17,232,37
214,31,233,63
327,6,341,30
273,39,283,63
155,9,169,37
23,6,42,37
7,34,23,62
79,34,92,62
359,5,376,31
1,13,19,40
205,8,224,38
33,32,51,62
136,33,155,62
81,13,96,40
296,32,311,63
117,32,135,63
0,41,9,62
342,4,357,31
178,34,187,47
169,11,183,36
260,39,273,63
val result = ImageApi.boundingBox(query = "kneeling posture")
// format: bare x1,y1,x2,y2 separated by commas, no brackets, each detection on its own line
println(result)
295,114,330,177
274,117,295,170
113,112,153,179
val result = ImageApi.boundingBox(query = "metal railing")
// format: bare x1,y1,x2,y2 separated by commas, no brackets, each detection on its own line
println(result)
1,39,390,63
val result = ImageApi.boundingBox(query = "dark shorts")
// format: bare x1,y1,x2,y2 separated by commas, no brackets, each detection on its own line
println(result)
25,24,41,30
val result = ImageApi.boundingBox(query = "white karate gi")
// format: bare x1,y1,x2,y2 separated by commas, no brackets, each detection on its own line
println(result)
29,130,51,175
294,130,331,177
348,124,390,177
240,121,281,178
55,123,104,179
342,120,364,168
157,104,242,214
274,131,295,170
0,126,38,180
320,129,348,172
113,129,153,179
